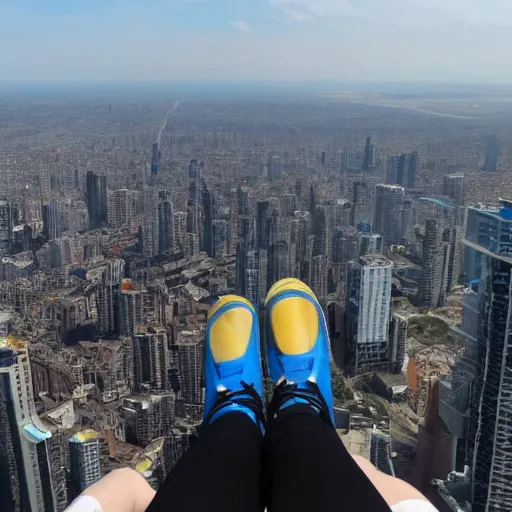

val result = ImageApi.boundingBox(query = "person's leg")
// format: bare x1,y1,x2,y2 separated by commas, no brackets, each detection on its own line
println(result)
147,412,263,512
263,402,391,511
263,279,391,512
147,295,265,512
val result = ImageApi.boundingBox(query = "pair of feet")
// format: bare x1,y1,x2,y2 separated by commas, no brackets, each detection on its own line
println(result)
204,278,334,431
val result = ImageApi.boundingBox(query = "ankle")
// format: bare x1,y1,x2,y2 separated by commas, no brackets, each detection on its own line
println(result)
268,379,334,427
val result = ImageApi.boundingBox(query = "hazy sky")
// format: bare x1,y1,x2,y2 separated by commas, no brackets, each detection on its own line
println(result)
2,0,512,83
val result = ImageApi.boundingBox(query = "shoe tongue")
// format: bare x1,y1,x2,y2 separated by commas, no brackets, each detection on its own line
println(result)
216,359,244,379
280,354,314,383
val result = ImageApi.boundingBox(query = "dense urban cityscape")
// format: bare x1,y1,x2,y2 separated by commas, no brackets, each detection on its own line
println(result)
1,82,512,511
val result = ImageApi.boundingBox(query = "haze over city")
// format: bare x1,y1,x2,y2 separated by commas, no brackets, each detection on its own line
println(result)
2,0,512,82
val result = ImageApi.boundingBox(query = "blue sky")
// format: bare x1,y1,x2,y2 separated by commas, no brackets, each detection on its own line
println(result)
1,0,512,82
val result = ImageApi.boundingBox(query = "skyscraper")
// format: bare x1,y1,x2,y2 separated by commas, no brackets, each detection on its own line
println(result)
291,211,311,273
172,211,187,251
188,159,198,179
360,233,383,256
236,215,256,296
280,193,298,218
419,218,446,308
157,190,174,254
386,152,419,187
346,255,393,375
268,155,282,182
268,240,290,288
418,198,463,307
212,219,228,257
362,136,375,171
483,135,499,172
151,143,159,175
108,189,134,229
86,171,108,229
142,188,174,257
462,201,512,510
68,430,102,500
0,340,63,511
175,330,204,405
352,182,372,232
122,395,175,448
313,204,328,257
443,174,466,206
373,184,405,247
309,254,327,300
0,201,19,256
245,250,261,311
308,185,317,223
96,260,125,337
237,186,250,216
202,186,215,257
256,200,271,249
133,330,170,393
120,287,143,336
42,202,63,241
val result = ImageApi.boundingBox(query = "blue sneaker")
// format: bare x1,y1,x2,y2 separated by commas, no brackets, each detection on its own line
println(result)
204,295,265,430
264,278,334,426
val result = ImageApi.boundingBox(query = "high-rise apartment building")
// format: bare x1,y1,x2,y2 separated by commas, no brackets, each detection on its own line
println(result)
362,136,375,171
172,211,187,251
202,186,215,257
68,430,102,500
245,249,261,311
133,330,170,393
268,155,282,182
443,174,466,206
237,186,250,216
418,198,464,307
96,260,125,337
346,255,393,374
86,171,108,229
352,182,373,232
0,201,19,255
119,287,143,337
142,188,174,257
360,233,383,256
0,340,65,511
462,201,512,510
483,136,499,172
175,330,204,405
212,219,228,257
313,204,328,258
309,254,327,301
373,184,405,247
122,395,175,448
268,240,290,289
108,189,134,229
386,152,419,187
256,200,271,249
280,193,298,218
188,159,199,179
157,190,173,254
42,203,63,241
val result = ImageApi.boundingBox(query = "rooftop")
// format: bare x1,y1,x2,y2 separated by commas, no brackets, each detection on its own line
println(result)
70,429,99,443
360,255,392,267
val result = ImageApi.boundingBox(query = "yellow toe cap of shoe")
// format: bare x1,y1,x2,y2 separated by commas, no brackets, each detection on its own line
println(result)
271,297,319,355
209,297,254,363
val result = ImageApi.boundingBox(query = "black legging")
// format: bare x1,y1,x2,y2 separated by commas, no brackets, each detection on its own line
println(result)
146,403,391,511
